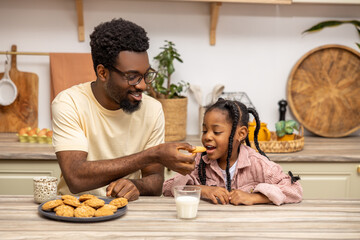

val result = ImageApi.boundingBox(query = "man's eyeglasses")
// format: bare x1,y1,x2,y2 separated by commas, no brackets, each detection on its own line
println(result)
108,65,158,86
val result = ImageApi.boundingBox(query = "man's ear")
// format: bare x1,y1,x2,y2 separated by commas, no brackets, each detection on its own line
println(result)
236,126,248,143
96,64,108,82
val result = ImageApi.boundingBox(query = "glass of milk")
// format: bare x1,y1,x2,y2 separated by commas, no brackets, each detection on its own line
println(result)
173,186,201,219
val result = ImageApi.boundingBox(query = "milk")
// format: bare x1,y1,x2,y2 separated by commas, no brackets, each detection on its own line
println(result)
175,196,199,219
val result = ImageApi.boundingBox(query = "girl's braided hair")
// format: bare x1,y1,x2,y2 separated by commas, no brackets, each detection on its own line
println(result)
198,98,268,191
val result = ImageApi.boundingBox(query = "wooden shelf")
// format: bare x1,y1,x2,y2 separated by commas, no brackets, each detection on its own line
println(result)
165,0,290,3
72,0,358,44
72,0,291,44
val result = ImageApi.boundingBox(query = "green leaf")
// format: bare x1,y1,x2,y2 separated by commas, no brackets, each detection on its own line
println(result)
167,64,175,76
293,123,299,131
349,20,360,27
275,121,285,132
284,126,294,134
303,20,360,50
174,56,183,63
303,21,344,34
276,129,286,137
285,120,297,128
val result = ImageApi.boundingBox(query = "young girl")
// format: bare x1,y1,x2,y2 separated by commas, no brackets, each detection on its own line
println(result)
163,98,302,206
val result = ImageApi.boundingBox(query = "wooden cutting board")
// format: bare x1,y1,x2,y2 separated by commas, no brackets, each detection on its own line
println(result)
287,44,360,137
0,45,38,132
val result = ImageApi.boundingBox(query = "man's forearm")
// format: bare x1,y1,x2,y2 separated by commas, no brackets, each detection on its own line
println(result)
57,147,159,193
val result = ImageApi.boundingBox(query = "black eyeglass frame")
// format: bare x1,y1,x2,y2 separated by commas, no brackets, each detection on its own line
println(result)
107,65,158,86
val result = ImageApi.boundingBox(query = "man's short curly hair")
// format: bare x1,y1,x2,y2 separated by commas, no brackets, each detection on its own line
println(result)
90,18,149,74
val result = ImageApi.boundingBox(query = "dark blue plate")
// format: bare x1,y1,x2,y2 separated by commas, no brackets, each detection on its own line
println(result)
38,197,127,222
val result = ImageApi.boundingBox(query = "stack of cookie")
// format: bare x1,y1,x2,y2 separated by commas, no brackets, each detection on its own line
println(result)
41,194,128,218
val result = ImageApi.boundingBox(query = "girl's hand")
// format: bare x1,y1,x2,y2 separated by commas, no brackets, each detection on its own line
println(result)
199,185,230,205
229,189,255,205
229,189,271,206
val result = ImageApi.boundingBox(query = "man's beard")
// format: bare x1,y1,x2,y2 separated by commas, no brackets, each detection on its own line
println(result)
119,97,141,114
105,79,141,114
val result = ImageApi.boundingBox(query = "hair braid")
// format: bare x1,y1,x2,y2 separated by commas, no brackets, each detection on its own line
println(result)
245,137,251,147
198,152,207,185
224,101,240,191
248,108,269,159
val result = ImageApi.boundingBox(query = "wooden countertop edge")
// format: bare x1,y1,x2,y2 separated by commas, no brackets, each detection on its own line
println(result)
1,134,359,162
1,153,359,162
0,154,57,160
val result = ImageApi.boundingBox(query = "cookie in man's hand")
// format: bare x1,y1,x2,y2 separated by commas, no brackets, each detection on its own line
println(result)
189,146,206,153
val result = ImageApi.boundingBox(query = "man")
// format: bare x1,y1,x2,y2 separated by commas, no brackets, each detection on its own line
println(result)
51,18,195,201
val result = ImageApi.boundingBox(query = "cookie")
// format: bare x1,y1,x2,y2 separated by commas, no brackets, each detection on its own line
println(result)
79,194,97,202
83,198,105,209
109,197,128,208
61,195,78,201
98,204,118,213
63,198,81,208
74,205,96,218
55,205,74,217
94,208,114,217
190,146,206,153
41,199,63,211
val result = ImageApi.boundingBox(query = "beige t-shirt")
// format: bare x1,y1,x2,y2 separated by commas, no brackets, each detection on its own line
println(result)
51,82,165,196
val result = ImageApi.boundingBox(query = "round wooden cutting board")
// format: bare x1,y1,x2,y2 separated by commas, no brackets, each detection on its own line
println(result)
287,44,360,137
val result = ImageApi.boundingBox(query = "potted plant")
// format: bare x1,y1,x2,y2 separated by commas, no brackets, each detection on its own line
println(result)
147,40,189,141
275,120,299,141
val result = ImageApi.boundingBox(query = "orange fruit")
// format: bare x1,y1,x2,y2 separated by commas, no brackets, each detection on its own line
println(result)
18,127,31,135
37,128,48,137
27,128,39,136
46,130,53,137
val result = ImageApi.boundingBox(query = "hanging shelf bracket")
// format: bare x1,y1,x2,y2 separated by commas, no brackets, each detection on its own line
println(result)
210,2,222,46
75,0,85,42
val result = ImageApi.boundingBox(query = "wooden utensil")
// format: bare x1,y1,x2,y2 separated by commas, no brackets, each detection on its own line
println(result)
0,45,38,132
287,44,360,137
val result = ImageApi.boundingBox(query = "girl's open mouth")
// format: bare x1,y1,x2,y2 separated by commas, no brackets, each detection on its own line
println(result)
206,145,216,154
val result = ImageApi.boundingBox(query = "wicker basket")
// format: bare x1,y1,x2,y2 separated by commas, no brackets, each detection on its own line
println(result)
250,126,304,153
158,97,187,142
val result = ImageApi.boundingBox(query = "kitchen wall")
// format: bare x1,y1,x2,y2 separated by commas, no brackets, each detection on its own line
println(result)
0,0,359,136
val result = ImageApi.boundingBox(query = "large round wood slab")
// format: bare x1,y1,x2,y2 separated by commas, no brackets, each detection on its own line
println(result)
287,44,360,137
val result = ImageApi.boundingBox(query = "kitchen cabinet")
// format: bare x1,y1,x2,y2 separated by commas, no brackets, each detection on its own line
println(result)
279,162,360,199
1,133,359,199
0,133,59,195
0,159,60,195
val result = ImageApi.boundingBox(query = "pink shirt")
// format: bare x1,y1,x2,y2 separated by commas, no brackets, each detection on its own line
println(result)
163,144,303,205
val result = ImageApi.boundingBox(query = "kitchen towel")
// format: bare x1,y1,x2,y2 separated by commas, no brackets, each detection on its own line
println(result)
49,53,96,102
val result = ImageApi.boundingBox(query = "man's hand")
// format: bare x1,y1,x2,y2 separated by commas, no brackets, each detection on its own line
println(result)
154,143,196,175
106,179,140,201
199,185,230,205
